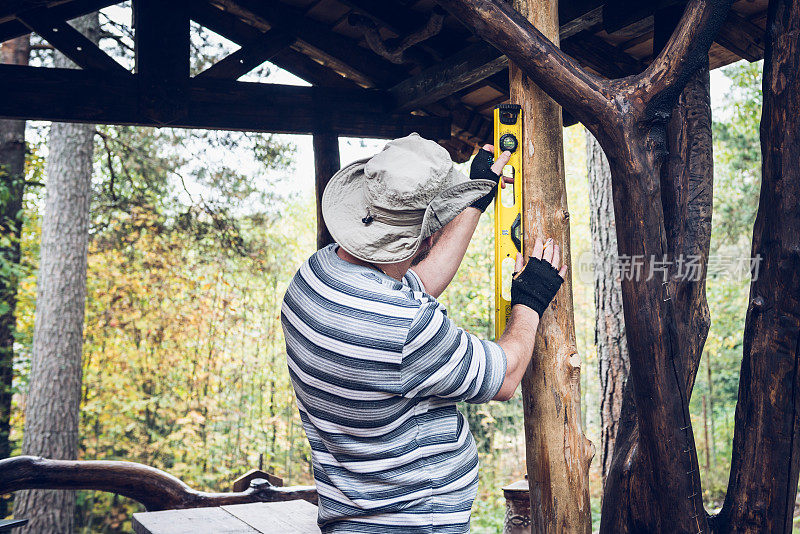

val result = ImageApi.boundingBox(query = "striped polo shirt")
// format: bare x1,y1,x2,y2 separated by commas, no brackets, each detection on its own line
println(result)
281,244,507,533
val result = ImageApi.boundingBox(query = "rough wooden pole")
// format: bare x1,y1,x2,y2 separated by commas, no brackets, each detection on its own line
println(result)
508,0,592,531
313,131,339,249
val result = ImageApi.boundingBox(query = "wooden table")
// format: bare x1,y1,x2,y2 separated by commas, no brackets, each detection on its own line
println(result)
133,500,321,534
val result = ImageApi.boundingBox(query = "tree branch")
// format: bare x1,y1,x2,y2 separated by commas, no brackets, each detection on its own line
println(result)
435,0,612,130
0,456,317,511
631,0,733,120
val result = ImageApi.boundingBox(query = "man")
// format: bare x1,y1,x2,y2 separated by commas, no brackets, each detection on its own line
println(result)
281,132,566,533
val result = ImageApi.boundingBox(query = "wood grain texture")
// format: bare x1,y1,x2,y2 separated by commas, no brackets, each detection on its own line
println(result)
509,1,593,532
713,0,800,531
133,507,260,534
0,456,318,512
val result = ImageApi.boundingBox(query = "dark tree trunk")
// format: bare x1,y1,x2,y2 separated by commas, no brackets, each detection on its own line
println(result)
713,0,800,532
599,62,714,534
0,33,31,519
11,13,98,533
586,131,629,484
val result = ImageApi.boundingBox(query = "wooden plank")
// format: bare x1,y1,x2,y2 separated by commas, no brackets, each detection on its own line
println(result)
188,1,358,89
389,43,507,111
222,501,321,533
562,30,646,78
17,9,128,72
560,6,603,39
229,0,406,87
196,29,294,80
0,64,451,138
602,0,684,34
133,507,259,534
715,10,765,62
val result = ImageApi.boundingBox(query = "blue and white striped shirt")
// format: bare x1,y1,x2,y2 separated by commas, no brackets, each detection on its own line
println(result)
281,244,507,533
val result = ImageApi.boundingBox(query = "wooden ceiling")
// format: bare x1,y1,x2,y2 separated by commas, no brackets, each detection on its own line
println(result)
0,0,767,161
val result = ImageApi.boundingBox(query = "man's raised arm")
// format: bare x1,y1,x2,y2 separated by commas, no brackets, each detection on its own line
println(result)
413,145,511,297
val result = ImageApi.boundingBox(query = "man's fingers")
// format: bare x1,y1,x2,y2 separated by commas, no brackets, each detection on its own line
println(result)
490,150,512,176
514,252,524,275
559,265,568,280
483,144,494,153
532,237,544,259
549,244,560,270
542,238,555,263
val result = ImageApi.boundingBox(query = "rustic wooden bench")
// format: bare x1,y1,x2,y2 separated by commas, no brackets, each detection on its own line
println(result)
133,500,321,534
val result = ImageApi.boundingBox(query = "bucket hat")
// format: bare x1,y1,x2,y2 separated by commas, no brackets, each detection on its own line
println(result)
322,132,496,264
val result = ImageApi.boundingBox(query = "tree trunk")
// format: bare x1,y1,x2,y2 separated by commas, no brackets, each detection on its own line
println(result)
600,46,714,534
510,0,592,531
586,130,628,484
713,0,800,531
11,13,98,533
0,34,31,519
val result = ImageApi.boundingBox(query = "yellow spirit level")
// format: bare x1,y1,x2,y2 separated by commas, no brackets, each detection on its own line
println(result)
494,104,523,338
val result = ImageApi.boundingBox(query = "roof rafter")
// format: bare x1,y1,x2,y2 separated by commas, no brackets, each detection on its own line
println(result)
18,7,128,73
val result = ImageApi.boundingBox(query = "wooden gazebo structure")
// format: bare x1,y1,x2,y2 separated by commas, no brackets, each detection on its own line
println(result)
0,0,779,532
0,0,766,245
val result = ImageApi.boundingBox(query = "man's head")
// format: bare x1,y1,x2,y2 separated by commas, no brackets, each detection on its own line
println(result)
321,133,495,265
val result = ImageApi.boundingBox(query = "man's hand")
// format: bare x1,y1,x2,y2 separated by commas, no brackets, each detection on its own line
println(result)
493,237,567,401
469,144,513,212
510,237,567,318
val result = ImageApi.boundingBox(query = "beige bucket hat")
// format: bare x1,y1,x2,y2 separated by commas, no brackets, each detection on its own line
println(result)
322,132,496,264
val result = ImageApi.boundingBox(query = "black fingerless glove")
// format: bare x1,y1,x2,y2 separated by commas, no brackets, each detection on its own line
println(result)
469,148,500,212
511,257,564,316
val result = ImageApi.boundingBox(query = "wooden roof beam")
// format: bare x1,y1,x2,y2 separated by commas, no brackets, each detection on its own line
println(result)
0,0,119,43
220,0,408,87
0,64,451,138
17,7,129,73
188,1,357,89
336,0,461,62
389,43,508,111
195,28,294,80
715,11,764,62
562,30,647,78
133,0,190,125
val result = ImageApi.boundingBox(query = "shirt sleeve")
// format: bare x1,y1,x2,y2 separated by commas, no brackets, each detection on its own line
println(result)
400,300,507,404
404,268,425,293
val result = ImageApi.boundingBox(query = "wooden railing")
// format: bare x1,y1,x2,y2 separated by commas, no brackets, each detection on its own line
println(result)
0,456,317,512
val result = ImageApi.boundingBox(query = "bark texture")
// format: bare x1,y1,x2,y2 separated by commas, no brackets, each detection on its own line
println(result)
11,14,98,533
586,131,628,484
510,0,592,531
599,62,714,534
0,34,31,519
713,0,800,531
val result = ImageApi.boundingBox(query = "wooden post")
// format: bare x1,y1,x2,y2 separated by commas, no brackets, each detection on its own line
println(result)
313,131,339,249
508,0,592,532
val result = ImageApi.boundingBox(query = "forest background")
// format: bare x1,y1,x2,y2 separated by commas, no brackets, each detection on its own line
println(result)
0,6,767,533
